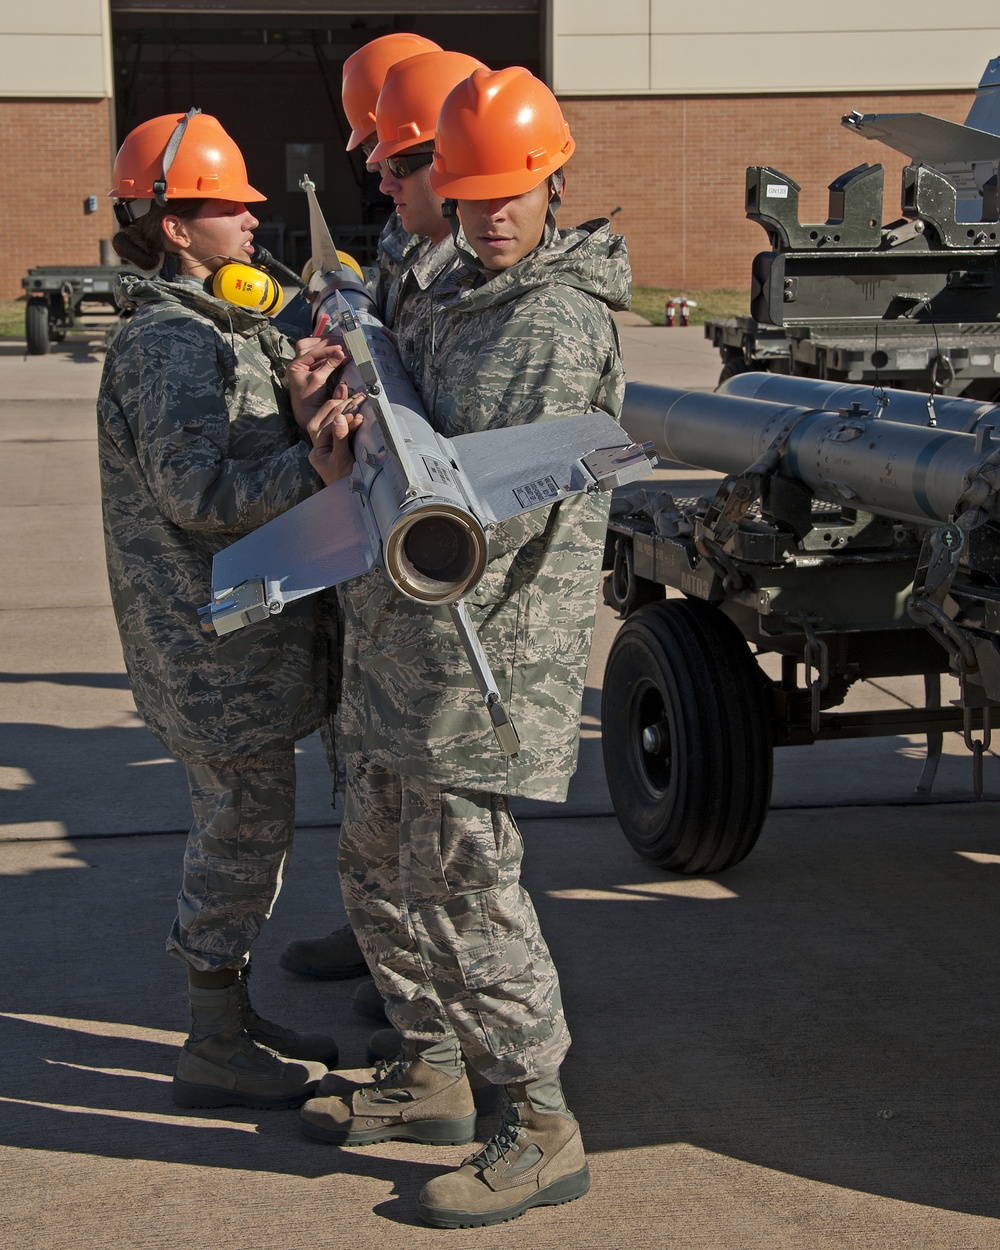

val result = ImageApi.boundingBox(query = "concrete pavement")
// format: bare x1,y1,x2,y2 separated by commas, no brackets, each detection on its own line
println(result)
2,325,999,1249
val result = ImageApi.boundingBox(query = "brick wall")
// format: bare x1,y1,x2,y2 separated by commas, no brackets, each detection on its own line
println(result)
0,88,982,304
0,98,115,301
558,89,977,294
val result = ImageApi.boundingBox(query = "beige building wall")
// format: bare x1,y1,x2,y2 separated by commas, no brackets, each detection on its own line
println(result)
551,1,1000,95
0,0,113,97
0,0,115,298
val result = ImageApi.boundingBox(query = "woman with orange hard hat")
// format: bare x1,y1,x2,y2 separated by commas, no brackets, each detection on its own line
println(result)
99,109,365,1113
300,68,630,1230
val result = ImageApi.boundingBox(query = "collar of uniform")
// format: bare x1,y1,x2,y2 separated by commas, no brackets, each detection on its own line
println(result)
406,234,459,291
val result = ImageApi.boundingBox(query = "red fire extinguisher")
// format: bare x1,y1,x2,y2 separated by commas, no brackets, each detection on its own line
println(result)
664,297,675,327
679,297,689,327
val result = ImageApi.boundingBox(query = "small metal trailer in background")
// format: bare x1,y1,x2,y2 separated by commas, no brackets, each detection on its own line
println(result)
21,265,127,355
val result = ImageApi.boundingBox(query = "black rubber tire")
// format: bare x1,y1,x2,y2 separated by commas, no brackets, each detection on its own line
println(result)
26,300,50,355
604,539,665,617
718,355,752,384
601,598,773,872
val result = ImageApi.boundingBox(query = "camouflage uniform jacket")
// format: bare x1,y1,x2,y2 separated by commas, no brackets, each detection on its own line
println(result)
371,211,413,318
340,220,629,800
98,273,339,763
387,234,463,375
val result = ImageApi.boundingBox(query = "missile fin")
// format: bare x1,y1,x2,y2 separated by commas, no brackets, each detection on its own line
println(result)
448,410,654,524
208,477,376,629
301,175,344,275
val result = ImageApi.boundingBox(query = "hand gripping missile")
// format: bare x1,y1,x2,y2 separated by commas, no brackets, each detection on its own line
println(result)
202,179,653,755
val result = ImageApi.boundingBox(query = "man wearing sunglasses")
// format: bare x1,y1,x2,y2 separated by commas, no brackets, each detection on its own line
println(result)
279,46,486,989
366,51,486,371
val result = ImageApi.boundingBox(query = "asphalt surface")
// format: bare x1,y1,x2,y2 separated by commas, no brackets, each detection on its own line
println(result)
2,322,999,1250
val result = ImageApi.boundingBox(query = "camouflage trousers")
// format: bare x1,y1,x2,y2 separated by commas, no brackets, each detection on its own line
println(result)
166,744,297,972
338,755,571,1084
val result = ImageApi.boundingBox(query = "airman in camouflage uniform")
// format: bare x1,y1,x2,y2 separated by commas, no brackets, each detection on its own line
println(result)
281,49,477,985
100,272,340,954
300,67,625,1228
100,109,352,1111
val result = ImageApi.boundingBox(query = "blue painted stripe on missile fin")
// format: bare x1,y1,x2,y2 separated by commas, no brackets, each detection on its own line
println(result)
913,433,954,520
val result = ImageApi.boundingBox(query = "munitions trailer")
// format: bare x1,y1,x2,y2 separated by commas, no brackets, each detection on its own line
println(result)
21,265,127,355
600,379,1000,876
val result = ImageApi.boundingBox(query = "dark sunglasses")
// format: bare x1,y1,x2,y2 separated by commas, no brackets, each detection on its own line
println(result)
385,150,435,179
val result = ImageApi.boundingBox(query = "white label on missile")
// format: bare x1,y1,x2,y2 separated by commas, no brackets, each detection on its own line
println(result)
514,476,560,508
766,184,789,198
422,456,455,487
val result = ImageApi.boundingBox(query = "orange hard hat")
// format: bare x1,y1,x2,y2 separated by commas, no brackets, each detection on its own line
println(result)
110,109,265,208
368,50,486,164
430,67,575,200
341,32,442,151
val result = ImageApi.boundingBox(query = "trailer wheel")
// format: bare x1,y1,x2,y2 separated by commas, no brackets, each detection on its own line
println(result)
601,598,772,872
718,355,751,384
604,538,665,616
26,300,50,355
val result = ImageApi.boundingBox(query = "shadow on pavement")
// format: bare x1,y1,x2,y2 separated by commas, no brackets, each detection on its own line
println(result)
1,804,998,1218
0,339,109,363
0,721,189,837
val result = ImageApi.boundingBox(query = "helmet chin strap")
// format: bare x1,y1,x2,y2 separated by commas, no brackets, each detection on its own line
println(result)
178,251,239,269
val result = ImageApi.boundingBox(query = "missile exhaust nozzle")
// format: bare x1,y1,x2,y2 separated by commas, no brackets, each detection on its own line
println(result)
384,505,489,605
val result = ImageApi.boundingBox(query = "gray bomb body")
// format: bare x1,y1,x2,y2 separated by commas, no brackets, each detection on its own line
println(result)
718,372,1000,435
622,380,996,528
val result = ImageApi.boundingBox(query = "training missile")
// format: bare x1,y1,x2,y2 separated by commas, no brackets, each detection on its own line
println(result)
201,179,653,755
718,372,1000,435
622,380,1000,528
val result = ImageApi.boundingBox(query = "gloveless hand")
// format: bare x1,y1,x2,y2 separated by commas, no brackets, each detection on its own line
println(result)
286,336,348,429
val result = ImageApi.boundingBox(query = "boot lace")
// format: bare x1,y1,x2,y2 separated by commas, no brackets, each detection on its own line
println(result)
369,1055,407,1091
465,1102,524,1173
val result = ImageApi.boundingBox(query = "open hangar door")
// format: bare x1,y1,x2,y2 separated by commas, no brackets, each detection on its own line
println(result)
109,4,543,269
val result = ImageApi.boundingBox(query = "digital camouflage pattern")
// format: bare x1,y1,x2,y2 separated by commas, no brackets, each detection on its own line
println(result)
98,272,340,763
383,233,463,369
339,756,569,1082
169,744,297,969
339,220,629,801
370,209,414,318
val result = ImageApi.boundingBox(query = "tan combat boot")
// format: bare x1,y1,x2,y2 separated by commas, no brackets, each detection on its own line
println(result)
237,966,339,1065
173,971,328,1111
417,1085,590,1228
364,1027,499,1115
279,922,369,980
299,1053,477,1147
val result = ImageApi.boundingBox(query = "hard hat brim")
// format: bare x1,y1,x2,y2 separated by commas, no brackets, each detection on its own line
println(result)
428,152,572,202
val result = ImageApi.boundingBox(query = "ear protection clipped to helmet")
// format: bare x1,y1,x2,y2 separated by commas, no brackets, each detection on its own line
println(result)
211,262,282,315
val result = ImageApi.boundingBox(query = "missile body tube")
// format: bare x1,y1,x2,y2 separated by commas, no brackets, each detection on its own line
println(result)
717,372,1000,434
622,382,994,528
